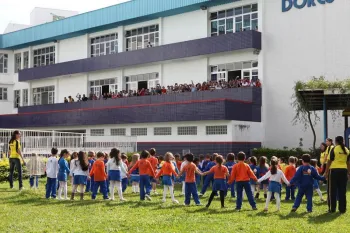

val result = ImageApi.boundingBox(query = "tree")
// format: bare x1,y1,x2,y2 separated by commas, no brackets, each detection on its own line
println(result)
291,77,350,153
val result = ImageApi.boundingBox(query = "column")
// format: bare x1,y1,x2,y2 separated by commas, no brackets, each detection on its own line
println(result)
323,96,328,142
54,42,59,64
28,82,32,105
20,51,24,70
117,26,124,53
28,46,33,68
158,17,163,46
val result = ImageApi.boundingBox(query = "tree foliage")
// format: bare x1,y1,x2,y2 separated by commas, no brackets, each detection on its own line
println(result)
291,77,350,153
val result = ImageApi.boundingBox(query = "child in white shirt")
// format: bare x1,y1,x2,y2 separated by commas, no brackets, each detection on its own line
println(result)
258,159,290,211
107,148,128,201
45,148,59,199
27,153,45,189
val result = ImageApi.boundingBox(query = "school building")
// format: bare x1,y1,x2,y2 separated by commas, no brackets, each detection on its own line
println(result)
0,0,347,155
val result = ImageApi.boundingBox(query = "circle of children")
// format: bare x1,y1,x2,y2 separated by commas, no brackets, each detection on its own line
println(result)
26,137,348,213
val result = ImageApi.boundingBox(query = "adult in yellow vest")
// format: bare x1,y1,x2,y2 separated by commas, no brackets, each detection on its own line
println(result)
324,136,350,214
8,130,25,190
319,142,327,174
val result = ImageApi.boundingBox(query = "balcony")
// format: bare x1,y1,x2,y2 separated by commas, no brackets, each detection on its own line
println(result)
19,31,262,82
0,88,261,128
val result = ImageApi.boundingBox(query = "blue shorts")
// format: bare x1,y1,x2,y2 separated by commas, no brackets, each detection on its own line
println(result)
268,181,281,193
74,175,87,185
130,175,140,183
212,179,227,192
162,175,173,186
57,172,67,182
108,170,121,182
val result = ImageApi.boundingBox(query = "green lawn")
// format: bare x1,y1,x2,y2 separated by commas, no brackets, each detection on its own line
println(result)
0,181,349,233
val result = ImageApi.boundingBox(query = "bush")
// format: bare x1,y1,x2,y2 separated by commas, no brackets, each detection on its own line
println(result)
0,159,29,183
252,147,314,161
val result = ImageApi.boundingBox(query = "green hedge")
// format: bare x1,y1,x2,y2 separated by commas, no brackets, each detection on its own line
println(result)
252,147,315,161
0,165,29,183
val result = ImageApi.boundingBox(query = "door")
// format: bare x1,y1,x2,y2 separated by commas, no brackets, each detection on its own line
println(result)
102,85,109,95
41,92,49,105
138,81,148,90
93,86,101,97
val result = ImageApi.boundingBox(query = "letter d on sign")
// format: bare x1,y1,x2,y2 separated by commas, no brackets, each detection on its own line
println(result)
282,0,293,12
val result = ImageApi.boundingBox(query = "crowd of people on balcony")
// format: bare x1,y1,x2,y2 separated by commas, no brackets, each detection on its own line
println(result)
63,78,261,103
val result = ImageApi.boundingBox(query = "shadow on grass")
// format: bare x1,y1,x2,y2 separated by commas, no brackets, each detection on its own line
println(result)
307,212,342,224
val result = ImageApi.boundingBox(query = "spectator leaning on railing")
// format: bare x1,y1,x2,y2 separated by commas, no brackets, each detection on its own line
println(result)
63,79,261,103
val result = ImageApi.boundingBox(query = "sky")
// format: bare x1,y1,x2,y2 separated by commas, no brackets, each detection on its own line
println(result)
0,0,130,33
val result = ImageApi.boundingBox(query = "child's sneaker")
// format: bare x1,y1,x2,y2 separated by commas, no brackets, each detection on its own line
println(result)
235,208,241,212
205,204,210,208
198,193,204,197
162,199,166,203
153,191,159,195
145,194,152,201
172,199,179,204
196,203,203,206
291,208,297,212
264,208,268,212
252,207,258,211
120,198,127,202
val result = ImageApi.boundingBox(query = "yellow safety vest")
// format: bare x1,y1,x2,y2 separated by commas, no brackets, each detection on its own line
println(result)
330,145,349,169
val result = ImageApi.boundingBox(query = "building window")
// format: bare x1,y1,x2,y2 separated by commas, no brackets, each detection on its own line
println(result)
0,53,8,73
91,129,105,136
178,126,197,136
126,25,159,51
15,53,21,73
154,127,172,136
33,46,55,67
14,90,21,108
131,128,147,136
90,33,118,57
206,125,228,135
23,52,29,69
111,128,126,136
210,60,258,82
125,72,159,91
32,86,55,105
210,3,258,36
22,89,28,106
89,78,118,98
0,88,8,100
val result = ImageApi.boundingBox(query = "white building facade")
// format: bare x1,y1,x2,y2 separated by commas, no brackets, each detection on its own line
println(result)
0,0,346,154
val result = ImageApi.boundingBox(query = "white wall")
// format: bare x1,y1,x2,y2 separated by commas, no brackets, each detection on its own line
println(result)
162,10,208,44
58,35,88,62
30,8,78,26
209,50,258,66
4,23,30,34
162,58,208,86
231,121,263,143
58,74,88,102
262,0,350,149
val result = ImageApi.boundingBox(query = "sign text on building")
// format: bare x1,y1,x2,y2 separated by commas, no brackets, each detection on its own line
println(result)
282,0,334,12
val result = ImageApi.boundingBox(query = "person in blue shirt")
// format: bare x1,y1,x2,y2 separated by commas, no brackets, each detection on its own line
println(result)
290,154,326,213
249,156,258,198
194,158,201,187
57,149,70,200
85,151,95,193
199,154,217,196
225,153,236,198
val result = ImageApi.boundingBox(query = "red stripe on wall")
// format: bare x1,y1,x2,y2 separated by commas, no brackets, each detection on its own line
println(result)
2,98,253,116
137,141,261,145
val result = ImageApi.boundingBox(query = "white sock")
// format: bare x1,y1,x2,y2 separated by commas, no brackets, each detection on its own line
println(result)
169,186,176,201
265,192,272,209
63,182,68,199
58,186,62,199
132,185,136,193
163,186,168,201
250,184,256,196
275,193,281,210
316,189,323,199
136,185,140,193
182,182,185,194
110,182,115,200
117,182,123,200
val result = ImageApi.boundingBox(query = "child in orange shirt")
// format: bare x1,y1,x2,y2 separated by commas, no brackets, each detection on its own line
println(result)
129,150,156,201
156,152,179,204
90,151,109,200
228,152,258,211
284,156,297,201
202,155,229,208
178,153,202,206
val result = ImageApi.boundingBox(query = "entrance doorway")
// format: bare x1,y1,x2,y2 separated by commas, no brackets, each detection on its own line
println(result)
138,81,148,90
102,85,110,96
229,70,241,81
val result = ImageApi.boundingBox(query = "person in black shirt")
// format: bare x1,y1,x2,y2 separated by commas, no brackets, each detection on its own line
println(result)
82,95,88,101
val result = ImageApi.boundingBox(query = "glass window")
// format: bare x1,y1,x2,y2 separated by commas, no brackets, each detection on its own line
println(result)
91,129,104,136
252,4,258,12
210,12,217,20
14,53,21,73
154,127,172,136
90,33,118,57
218,11,226,19
131,128,147,136
31,85,55,105
22,89,28,106
0,88,8,100
23,52,29,69
33,46,55,67
111,128,126,136
178,126,197,136
206,126,227,135
126,25,159,51
226,9,234,17
243,5,251,14
0,53,8,73
14,90,21,108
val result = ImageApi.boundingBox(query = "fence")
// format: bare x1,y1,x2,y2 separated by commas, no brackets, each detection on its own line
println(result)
0,129,137,157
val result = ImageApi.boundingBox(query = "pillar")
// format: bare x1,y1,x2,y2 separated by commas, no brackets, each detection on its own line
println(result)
323,96,328,142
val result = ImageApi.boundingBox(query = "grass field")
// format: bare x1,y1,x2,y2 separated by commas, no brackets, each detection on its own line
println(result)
0,181,349,233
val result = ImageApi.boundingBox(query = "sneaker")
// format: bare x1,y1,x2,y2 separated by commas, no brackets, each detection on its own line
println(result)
172,199,179,204
145,194,152,201
120,198,127,202
221,206,226,209
198,193,204,197
153,191,159,195
104,197,110,200
162,199,166,203
320,198,325,202
264,208,268,212
19,187,25,191
196,203,202,206
291,208,297,212
307,210,313,213
110,198,115,201
235,208,241,212
252,207,258,211
205,204,210,208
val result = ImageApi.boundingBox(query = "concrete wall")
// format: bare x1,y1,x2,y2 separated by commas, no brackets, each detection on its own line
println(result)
58,35,88,62
262,0,349,148
30,8,78,26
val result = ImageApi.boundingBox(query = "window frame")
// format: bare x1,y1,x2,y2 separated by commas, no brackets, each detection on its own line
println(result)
177,126,197,136
90,33,118,57
90,129,105,136
0,53,8,74
126,25,159,51
33,46,55,67
206,125,228,135
154,127,172,136
14,53,21,73
110,128,126,136
131,128,148,136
